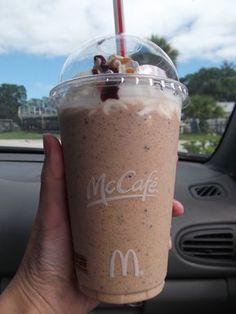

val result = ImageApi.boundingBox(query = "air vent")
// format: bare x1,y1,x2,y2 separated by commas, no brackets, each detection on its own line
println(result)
177,224,236,267
189,183,227,200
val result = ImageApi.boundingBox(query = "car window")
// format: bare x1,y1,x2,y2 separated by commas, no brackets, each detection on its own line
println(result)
0,0,235,158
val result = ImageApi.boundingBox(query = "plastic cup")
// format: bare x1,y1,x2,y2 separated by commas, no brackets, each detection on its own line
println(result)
50,34,188,304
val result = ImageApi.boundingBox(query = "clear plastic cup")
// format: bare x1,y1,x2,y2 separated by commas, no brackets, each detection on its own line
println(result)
50,34,188,304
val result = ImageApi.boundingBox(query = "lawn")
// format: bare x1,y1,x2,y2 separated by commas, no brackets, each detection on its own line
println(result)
0,131,221,155
179,133,221,155
0,131,221,142
0,131,59,140
179,133,221,142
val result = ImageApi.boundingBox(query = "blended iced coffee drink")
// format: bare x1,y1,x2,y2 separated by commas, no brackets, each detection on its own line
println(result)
51,35,188,304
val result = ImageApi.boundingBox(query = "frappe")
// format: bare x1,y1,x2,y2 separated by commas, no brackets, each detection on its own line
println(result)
51,35,188,304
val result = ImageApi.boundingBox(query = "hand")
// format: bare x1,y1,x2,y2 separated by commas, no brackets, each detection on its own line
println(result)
0,134,184,314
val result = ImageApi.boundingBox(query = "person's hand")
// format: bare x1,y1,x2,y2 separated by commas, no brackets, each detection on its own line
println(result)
0,134,98,314
0,134,184,314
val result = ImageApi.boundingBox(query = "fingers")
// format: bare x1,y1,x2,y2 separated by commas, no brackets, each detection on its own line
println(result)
169,200,184,250
172,199,184,217
29,133,73,269
10,134,98,312
19,134,74,278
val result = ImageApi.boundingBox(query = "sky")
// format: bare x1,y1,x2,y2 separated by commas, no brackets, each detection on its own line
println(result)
0,0,235,99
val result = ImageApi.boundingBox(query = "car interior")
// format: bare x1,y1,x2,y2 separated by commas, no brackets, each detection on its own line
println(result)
1,1,236,313
0,105,235,314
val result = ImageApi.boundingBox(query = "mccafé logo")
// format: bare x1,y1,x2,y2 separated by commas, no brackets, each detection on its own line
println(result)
86,170,158,208
109,249,143,278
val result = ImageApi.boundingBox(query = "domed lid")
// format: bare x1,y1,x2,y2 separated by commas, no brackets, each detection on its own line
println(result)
59,34,179,82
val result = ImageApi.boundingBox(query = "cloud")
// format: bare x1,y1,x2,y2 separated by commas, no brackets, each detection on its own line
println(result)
0,0,235,62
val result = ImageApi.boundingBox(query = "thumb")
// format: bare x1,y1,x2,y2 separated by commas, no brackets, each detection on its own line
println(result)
38,134,69,233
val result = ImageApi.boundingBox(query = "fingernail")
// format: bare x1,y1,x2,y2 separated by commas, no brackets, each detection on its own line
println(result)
176,200,184,214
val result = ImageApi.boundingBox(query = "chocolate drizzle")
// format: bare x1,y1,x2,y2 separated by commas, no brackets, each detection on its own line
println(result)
101,84,119,102
92,55,120,101
92,54,139,101
93,55,110,73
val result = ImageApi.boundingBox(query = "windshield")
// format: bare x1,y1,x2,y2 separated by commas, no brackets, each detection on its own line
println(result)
0,0,235,157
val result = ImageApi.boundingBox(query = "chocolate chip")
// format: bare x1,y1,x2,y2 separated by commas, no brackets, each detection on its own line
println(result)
117,215,125,224
126,173,133,179
144,145,151,151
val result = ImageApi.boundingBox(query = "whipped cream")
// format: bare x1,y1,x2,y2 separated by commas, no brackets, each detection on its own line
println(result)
59,82,181,120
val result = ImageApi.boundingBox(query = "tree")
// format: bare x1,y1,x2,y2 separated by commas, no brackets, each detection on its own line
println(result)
181,62,236,101
131,34,179,80
149,34,179,66
0,84,27,122
27,98,43,107
183,95,224,133
27,97,52,108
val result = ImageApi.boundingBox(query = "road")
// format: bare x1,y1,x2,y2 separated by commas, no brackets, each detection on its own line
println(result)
0,139,43,148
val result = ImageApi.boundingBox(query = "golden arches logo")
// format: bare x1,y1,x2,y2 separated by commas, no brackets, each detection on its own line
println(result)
110,249,142,278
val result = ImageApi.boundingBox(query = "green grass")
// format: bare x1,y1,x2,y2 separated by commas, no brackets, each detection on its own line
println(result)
179,133,221,155
0,131,222,156
0,131,221,142
179,133,221,142
0,131,59,140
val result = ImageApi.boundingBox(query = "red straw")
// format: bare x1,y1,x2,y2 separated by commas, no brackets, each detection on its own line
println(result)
113,0,126,56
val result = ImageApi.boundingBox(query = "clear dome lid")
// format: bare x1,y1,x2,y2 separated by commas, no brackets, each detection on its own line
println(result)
59,34,179,83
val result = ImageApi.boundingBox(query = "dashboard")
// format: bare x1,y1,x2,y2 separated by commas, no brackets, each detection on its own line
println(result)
0,153,235,313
